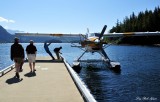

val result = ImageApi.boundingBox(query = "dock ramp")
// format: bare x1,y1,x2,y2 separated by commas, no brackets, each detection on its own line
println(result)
0,56,96,102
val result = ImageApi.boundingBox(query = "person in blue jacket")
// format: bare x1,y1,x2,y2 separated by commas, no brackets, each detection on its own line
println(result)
44,42,55,60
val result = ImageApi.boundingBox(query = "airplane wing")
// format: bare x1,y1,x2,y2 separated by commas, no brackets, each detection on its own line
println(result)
15,33,85,43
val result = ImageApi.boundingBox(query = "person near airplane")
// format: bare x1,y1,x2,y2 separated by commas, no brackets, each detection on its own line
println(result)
54,46,62,60
44,42,55,60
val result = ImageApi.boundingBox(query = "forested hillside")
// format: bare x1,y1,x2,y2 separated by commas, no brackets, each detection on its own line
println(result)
109,6,160,33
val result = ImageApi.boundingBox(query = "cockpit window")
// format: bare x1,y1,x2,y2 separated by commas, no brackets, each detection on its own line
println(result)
88,33,95,37
95,33,100,37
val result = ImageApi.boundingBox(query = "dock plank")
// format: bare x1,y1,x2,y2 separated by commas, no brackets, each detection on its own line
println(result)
0,56,84,102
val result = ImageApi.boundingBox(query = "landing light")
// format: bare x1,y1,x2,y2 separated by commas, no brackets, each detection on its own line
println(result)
95,39,100,43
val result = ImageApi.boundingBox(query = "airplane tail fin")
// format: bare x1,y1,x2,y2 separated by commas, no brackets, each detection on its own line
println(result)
87,28,89,33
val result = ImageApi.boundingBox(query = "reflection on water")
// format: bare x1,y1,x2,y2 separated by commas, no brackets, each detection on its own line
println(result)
1,43,160,102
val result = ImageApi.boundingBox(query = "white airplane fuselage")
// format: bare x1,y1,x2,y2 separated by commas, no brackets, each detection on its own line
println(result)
81,33,103,52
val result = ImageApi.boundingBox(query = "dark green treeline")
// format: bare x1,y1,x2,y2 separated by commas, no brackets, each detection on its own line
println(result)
109,6,160,33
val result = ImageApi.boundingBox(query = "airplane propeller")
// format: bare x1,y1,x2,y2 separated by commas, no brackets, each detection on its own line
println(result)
99,25,107,40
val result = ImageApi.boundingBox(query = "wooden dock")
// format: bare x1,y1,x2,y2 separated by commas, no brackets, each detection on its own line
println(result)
0,56,85,102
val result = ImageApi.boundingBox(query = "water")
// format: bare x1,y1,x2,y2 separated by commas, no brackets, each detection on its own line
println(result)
83,45,160,102
0,43,160,102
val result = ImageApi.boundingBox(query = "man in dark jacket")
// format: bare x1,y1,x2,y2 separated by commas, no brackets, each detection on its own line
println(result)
10,37,24,79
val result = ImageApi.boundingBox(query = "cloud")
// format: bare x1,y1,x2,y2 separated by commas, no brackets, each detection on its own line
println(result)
4,26,9,29
0,17,15,23
8,20,15,23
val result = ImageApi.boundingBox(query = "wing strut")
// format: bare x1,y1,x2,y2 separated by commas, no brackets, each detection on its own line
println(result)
76,50,88,61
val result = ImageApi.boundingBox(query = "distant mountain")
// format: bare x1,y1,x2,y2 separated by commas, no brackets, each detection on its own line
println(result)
0,25,14,43
6,29,24,35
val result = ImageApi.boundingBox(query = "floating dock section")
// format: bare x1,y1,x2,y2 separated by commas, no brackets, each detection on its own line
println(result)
0,56,96,102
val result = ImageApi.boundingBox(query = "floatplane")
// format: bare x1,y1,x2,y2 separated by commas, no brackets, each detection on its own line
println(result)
16,25,121,72
70,25,120,72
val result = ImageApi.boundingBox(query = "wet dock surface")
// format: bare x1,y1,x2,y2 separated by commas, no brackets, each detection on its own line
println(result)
0,56,84,102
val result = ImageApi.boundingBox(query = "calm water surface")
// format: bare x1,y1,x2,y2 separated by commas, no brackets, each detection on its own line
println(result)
0,43,160,102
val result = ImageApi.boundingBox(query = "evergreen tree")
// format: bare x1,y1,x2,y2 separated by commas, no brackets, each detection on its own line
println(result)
109,6,160,33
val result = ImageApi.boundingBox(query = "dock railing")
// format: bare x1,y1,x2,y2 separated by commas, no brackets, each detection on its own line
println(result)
61,55,97,102
0,64,15,77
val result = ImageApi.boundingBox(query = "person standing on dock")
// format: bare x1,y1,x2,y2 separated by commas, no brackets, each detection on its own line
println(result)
26,40,37,72
10,37,25,79
54,46,62,60
44,42,55,60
